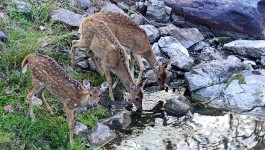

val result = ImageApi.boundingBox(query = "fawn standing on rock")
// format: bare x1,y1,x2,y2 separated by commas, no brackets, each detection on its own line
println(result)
22,53,109,145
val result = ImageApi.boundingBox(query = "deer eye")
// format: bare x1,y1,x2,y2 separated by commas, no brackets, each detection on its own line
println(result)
135,98,139,101
90,94,92,97
98,95,101,97
158,78,161,81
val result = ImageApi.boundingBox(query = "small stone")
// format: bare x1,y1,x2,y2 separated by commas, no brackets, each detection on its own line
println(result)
14,0,32,13
5,90,13,95
261,53,265,67
77,60,89,69
0,31,8,42
164,98,190,117
103,110,132,129
4,105,15,113
39,26,46,31
165,6,172,15
130,13,144,25
32,97,42,106
88,123,116,146
74,121,88,136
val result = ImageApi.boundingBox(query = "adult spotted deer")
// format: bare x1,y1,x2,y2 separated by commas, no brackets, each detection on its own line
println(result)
21,54,108,145
71,18,144,111
71,11,167,90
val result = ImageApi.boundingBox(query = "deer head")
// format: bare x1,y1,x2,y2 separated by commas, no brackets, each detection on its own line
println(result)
154,61,167,90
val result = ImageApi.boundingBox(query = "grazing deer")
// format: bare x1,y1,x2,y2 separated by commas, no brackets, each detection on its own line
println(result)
21,54,109,145
71,18,144,111
71,11,167,90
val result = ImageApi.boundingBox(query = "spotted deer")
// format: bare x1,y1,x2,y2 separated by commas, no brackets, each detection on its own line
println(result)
21,54,109,145
71,11,167,90
71,18,144,111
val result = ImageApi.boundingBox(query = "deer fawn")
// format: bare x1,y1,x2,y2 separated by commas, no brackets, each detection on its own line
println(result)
71,12,167,90
71,18,144,111
22,54,109,145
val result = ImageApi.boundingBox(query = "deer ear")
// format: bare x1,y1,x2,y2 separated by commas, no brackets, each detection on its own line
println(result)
83,80,91,90
100,82,109,91
130,83,136,92
154,61,160,72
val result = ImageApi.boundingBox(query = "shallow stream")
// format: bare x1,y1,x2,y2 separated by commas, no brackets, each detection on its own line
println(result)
104,89,265,150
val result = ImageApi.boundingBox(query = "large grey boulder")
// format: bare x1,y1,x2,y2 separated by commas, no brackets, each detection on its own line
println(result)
185,55,244,91
223,40,265,58
140,25,160,43
146,0,169,22
130,13,144,25
88,123,115,146
50,8,84,27
74,121,88,137
164,0,265,38
152,42,162,56
209,70,265,111
169,51,194,71
103,110,131,129
159,24,204,48
158,36,189,58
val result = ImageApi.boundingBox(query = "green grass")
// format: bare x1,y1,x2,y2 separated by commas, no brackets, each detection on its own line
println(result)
0,0,109,149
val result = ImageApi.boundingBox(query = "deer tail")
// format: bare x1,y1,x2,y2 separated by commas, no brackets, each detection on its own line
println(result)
21,54,33,74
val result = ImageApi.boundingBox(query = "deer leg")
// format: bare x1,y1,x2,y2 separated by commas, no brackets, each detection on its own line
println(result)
36,88,54,115
71,40,79,68
112,78,119,89
130,55,136,80
134,54,145,84
104,68,115,108
27,82,43,120
66,108,75,145
88,50,104,75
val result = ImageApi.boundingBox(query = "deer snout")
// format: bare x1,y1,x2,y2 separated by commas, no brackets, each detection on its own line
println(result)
92,103,97,107
136,106,143,113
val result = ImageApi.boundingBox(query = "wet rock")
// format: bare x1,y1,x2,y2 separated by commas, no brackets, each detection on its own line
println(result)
14,0,32,13
261,53,265,67
185,55,244,91
140,24,160,43
77,60,89,69
158,36,189,58
0,31,8,42
152,42,161,56
130,13,144,25
192,83,226,101
164,98,190,117
103,110,131,129
159,24,204,48
74,0,92,9
169,51,194,71
4,105,15,113
164,0,265,38
88,123,115,146
75,49,88,62
100,2,125,13
223,40,265,58
74,121,88,137
50,8,84,27
189,41,209,52
209,70,265,111
199,47,223,61
146,0,168,23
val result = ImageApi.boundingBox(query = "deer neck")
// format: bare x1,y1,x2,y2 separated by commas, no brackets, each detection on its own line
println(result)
111,63,134,91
